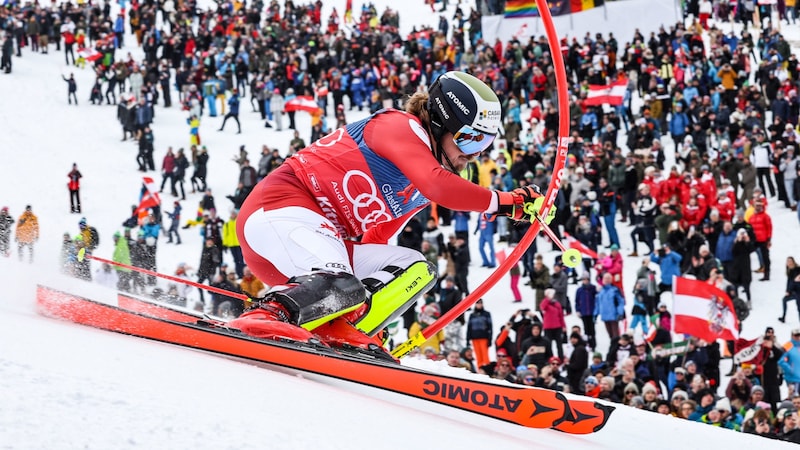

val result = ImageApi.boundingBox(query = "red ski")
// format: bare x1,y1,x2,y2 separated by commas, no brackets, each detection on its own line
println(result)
38,286,614,434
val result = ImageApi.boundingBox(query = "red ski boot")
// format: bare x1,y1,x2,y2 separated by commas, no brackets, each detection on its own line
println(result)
228,302,316,342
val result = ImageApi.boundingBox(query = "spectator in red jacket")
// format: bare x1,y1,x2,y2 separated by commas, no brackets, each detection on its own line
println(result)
541,288,566,362
67,163,82,214
715,191,736,223
748,198,773,281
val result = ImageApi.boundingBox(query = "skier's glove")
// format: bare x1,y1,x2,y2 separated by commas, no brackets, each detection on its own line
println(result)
491,185,554,223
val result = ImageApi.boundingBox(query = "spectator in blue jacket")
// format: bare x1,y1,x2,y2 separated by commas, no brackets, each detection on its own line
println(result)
779,332,800,395
649,243,682,298
715,222,736,277
575,272,598,350
594,272,626,339
218,89,241,134
669,103,691,153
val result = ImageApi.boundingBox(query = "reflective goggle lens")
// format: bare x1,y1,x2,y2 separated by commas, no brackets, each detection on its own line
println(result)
453,125,495,156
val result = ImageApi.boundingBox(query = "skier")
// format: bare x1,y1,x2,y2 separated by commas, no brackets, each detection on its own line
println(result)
234,71,550,351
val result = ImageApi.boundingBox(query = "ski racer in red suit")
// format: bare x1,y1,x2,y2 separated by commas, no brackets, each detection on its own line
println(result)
231,72,549,352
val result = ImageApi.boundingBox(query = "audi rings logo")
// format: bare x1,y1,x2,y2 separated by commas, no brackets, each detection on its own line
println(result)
316,128,346,148
342,170,393,231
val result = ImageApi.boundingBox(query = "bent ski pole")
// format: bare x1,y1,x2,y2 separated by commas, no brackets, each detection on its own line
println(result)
392,0,571,358
77,248,250,301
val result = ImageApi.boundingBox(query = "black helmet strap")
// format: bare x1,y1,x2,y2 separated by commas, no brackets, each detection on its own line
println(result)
426,94,459,174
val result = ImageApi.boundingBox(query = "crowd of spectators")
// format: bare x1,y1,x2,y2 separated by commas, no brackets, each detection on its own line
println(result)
2,0,800,441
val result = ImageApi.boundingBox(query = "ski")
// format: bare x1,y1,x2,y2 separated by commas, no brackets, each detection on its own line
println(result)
37,285,614,434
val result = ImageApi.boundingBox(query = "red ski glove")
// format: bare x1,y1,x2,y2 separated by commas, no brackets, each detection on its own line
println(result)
493,185,543,222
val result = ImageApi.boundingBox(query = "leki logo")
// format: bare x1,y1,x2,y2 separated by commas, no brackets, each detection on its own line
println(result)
398,183,417,204
446,91,470,115
319,222,341,240
342,170,393,231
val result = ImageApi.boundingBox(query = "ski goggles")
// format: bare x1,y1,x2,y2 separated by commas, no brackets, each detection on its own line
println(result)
452,124,496,156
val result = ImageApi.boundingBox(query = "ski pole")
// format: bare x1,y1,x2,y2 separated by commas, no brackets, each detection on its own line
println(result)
392,0,571,358
524,207,582,268
77,248,250,301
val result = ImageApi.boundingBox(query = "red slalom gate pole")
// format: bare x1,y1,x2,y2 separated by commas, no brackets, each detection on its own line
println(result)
78,249,250,301
392,0,570,358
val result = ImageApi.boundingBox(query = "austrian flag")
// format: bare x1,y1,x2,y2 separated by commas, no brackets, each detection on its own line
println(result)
584,79,627,106
672,276,739,342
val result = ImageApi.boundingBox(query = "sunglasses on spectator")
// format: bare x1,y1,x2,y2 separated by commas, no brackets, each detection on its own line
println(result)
626,391,636,395
524,377,535,382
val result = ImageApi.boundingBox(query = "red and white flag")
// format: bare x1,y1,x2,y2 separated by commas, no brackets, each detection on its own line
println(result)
135,176,161,219
563,231,598,260
584,79,627,106
77,47,102,62
284,96,321,113
733,336,767,365
672,276,739,342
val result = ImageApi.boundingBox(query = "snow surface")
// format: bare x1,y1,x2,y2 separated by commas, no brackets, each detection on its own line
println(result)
0,0,799,448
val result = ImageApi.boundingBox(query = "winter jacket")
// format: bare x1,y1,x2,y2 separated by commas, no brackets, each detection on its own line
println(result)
752,143,773,169
112,237,132,272
221,219,239,248
540,297,566,330
520,333,553,368
466,309,493,341
748,210,773,243
593,284,625,322
198,244,222,279
550,270,569,308
779,340,800,384
574,283,597,317
14,211,38,244
715,230,736,262
161,153,176,174
228,94,240,115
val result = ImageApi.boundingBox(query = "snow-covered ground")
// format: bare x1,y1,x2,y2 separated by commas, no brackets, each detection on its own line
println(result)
1,1,800,448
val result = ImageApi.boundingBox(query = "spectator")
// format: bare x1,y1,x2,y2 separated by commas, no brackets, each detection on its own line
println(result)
520,322,552,370
566,332,589,393
159,147,176,196
0,207,13,257
218,89,241,134
14,205,38,263
67,163,82,214
574,272,598,350
62,73,78,105
594,272,626,339
223,209,244,278
466,299,493,370
541,288,566,362
748,197,773,281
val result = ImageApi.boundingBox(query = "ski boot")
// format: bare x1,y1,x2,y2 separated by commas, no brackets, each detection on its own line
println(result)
228,271,367,343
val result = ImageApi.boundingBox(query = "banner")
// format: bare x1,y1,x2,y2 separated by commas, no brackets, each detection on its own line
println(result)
733,337,767,365
672,276,739,343
504,0,571,18
284,96,322,114
584,78,627,106
77,48,102,62
651,340,690,359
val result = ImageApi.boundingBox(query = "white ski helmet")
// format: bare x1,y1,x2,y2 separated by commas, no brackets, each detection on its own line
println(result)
427,71,502,157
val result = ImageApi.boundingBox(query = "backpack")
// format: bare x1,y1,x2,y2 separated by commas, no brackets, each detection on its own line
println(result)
88,226,100,250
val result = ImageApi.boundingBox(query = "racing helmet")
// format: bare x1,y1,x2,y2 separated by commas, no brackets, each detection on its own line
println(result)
427,71,502,156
